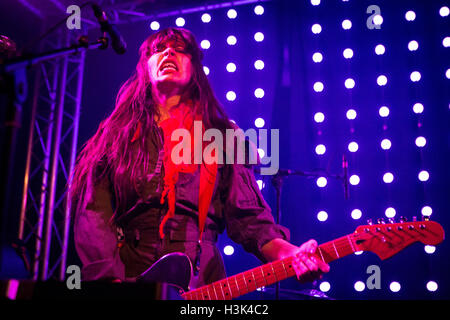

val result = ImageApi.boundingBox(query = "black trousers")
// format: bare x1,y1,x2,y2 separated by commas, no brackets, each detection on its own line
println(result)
119,223,226,289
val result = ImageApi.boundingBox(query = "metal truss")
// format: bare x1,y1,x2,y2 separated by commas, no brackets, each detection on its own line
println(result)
95,0,271,26
17,26,86,281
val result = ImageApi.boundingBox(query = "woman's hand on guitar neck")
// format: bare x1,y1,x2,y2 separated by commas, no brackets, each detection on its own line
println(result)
292,239,330,283
261,238,330,283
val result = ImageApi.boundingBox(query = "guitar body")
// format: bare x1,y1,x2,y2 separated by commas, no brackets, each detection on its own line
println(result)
137,252,192,299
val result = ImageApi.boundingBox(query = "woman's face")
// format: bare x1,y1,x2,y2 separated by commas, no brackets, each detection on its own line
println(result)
147,38,193,93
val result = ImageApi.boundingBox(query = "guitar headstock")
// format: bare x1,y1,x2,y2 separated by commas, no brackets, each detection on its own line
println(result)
353,218,444,260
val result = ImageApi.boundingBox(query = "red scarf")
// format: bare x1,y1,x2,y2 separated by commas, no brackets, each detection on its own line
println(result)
148,102,218,241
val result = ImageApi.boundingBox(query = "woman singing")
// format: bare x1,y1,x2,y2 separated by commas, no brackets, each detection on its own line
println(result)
70,27,329,291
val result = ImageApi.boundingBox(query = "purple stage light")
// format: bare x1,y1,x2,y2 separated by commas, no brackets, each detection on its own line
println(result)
254,32,264,42
227,9,237,19
311,24,322,34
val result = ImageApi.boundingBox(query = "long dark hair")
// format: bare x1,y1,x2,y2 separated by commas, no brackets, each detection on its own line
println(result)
70,27,232,215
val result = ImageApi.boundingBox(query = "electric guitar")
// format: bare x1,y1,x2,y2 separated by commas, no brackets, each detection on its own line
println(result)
137,218,444,300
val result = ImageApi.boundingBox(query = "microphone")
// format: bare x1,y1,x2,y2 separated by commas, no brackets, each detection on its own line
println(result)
253,167,295,176
342,154,349,200
92,4,127,54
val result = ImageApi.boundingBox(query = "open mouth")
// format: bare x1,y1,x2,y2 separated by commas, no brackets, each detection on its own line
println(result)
159,59,178,73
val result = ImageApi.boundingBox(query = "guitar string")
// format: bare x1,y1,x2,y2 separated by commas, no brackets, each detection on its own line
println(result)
185,229,418,299
186,236,360,298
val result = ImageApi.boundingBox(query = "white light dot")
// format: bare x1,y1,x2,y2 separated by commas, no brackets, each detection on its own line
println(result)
415,136,426,147
342,19,352,30
379,106,390,117
354,251,363,255
254,32,264,42
224,245,234,255
421,206,432,217
390,282,401,293
254,60,265,70
226,91,236,101
354,281,365,292
317,210,328,221
346,109,357,120
201,13,211,23
375,44,385,55
150,21,160,31
317,177,327,188
319,281,330,292
345,78,355,89
312,24,322,34
175,17,185,27
311,0,321,6
410,71,421,82
254,88,265,98
349,174,360,185
351,209,362,220
439,6,449,17
254,5,264,15
443,37,450,48
446,68,450,79
343,48,354,59
257,148,265,159
381,139,392,150
227,9,237,19
383,172,394,183
226,62,236,73
203,66,210,75
313,82,324,92
405,11,416,21
377,75,388,86
426,281,438,292
385,207,396,218
227,35,237,46
256,179,265,190
413,103,424,114
418,170,429,182
408,40,419,51
373,14,383,26
314,112,325,123
254,60,264,70
254,117,265,128
200,40,211,49
424,245,436,254
313,52,323,63
315,144,326,155
348,142,359,152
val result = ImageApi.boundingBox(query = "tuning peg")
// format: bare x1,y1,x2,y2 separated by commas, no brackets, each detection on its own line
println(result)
377,218,385,224
422,215,430,221
388,218,395,224
400,216,407,223
367,219,373,225
412,216,417,222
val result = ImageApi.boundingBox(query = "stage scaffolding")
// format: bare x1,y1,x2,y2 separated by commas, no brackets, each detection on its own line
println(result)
16,27,86,281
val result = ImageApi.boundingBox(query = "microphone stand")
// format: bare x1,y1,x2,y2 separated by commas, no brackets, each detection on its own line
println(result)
261,168,346,300
270,169,305,300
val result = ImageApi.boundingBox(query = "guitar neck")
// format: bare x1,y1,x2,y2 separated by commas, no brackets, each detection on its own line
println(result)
182,234,357,300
